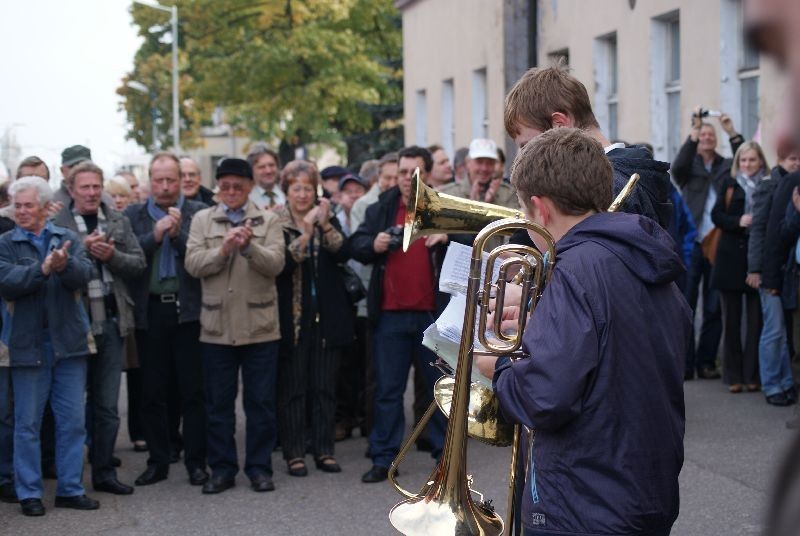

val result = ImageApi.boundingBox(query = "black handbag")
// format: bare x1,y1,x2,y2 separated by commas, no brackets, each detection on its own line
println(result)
340,263,367,305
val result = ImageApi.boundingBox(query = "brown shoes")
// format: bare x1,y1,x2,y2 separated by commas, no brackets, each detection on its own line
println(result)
729,384,743,393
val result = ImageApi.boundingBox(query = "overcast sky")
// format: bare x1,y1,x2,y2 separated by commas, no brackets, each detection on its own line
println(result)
0,0,146,180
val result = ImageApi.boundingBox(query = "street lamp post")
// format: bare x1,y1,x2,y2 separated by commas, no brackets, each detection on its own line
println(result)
133,0,179,152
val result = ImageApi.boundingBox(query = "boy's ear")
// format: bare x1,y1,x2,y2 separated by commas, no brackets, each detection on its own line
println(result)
550,112,571,128
531,195,549,226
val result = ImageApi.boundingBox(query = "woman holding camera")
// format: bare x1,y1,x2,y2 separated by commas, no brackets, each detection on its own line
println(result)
274,160,354,476
711,141,769,394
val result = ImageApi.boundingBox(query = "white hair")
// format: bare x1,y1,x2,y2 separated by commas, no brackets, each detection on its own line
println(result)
9,175,53,205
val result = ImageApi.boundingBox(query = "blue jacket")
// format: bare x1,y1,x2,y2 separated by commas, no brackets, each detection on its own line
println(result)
667,182,696,268
494,212,690,535
0,224,95,367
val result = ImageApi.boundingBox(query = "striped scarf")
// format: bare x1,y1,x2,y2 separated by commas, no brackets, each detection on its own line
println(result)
73,209,114,335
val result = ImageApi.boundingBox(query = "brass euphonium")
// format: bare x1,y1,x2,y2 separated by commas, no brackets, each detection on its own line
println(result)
389,214,555,536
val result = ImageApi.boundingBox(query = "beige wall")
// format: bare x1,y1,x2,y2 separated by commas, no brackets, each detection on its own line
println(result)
538,0,785,161
400,0,507,154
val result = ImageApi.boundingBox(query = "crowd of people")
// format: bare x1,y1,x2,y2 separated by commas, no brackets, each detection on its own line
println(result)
1,5,800,530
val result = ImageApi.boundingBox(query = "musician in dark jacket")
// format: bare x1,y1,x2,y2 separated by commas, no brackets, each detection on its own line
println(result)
350,146,448,484
672,110,744,380
478,129,689,536
711,142,769,394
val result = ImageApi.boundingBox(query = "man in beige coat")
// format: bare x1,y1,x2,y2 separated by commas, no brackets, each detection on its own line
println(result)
185,158,285,494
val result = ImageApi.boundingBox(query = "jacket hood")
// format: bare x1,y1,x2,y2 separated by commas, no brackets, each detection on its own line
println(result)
609,145,671,190
557,211,683,285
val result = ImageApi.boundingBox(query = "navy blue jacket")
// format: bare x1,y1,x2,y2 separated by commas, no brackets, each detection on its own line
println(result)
124,200,206,328
0,225,95,366
607,145,672,228
494,212,690,535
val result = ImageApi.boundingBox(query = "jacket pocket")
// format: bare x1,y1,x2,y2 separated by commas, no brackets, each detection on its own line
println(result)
246,292,277,335
200,294,224,336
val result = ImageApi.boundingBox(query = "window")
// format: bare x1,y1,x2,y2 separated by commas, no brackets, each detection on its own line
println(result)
738,2,760,139
548,48,569,67
415,89,427,146
441,79,455,158
594,33,618,140
650,11,681,161
472,68,488,139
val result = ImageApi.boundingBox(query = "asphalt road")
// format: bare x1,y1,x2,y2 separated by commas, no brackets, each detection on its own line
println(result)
1,375,797,535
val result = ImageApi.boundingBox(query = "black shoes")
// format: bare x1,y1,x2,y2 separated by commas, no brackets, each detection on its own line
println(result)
94,478,134,495
0,482,18,503
697,368,721,380
189,468,210,486
20,498,45,516
201,475,235,494
361,465,390,483
315,456,342,473
135,465,168,486
169,448,182,464
133,440,148,452
785,386,798,405
250,474,275,492
54,494,100,510
767,392,792,406
287,458,308,477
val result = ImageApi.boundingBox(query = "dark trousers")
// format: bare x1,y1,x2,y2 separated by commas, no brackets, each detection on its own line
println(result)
0,367,13,486
136,300,205,473
126,369,144,443
720,290,762,385
203,341,278,479
685,243,723,373
86,319,124,484
278,322,340,461
336,312,366,431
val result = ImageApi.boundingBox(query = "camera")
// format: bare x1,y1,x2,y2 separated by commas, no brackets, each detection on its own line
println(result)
384,225,403,251
696,108,721,118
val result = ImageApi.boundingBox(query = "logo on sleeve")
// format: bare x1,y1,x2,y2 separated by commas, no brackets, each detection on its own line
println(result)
531,513,546,526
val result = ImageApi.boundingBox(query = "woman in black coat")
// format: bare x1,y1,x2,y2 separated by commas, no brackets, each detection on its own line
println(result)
711,141,769,392
274,160,354,477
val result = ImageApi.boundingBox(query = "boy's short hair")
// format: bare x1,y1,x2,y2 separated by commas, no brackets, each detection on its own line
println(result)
511,128,612,216
504,62,599,138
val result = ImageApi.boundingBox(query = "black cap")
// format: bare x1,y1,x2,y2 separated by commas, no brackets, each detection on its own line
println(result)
320,165,348,180
61,145,92,167
338,173,367,190
215,158,253,180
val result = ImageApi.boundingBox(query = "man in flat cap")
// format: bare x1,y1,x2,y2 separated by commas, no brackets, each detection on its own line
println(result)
185,158,285,494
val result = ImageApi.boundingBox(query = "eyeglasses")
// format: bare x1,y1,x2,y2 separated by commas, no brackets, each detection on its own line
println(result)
218,183,246,192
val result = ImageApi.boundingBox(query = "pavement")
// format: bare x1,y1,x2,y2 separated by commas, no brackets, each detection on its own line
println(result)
1,375,797,536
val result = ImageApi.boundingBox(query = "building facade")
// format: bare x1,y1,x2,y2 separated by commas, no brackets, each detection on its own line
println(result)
398,0,785,164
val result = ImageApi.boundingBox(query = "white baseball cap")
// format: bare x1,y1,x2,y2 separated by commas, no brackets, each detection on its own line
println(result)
468,138,498,160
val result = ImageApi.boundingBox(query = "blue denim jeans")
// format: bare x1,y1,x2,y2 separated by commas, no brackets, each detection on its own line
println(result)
12,340,88,499
369,310,446,468
202,341,278,480
758,289,795,396
86,319,124,484
0,367,13,486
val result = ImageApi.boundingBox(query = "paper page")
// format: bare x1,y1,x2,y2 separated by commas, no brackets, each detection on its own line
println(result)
438,241,502,296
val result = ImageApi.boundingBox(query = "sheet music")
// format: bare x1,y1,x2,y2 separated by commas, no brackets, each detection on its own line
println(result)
438,241,501,296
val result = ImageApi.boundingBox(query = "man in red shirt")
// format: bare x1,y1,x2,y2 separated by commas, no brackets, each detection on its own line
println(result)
350,146,449,483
